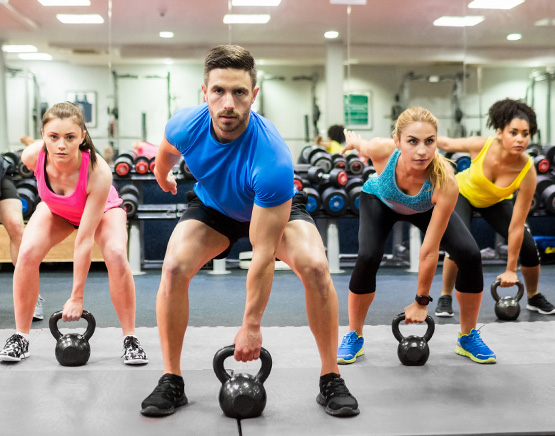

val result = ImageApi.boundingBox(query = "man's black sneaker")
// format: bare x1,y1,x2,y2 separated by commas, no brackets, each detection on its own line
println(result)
141,373,188,417
316,373,360,417
527,293,555,315
435,295,454,317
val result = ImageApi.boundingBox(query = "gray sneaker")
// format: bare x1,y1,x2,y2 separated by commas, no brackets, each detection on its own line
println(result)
435,295,454,317
33,295,45,321
0,334,29,362
122,336,149,365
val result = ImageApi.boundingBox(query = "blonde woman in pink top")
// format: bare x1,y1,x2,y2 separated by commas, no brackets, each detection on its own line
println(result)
0,102,148,365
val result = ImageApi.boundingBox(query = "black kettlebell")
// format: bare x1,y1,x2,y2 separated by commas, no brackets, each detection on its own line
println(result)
392,313,435,366
491,279,524,321
213,345,272,419
49,310,96,367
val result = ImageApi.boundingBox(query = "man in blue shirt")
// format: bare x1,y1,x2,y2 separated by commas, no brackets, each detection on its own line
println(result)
140,45,359,418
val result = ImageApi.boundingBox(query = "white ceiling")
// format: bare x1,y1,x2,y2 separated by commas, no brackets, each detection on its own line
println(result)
1,0,554,67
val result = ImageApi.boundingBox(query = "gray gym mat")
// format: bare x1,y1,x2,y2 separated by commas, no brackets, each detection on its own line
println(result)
2,322,555,435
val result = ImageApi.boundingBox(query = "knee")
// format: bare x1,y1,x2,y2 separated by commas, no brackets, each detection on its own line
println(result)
296,255,330,286
3,216,24,240
161,257,196,284
102,243,129,272
16,245,42,267
356,251,382,270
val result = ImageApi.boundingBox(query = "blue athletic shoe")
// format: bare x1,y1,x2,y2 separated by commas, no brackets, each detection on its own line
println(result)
337,331,364,364
456,328,496,364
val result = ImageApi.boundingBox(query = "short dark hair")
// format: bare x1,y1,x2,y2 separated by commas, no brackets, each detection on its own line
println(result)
487,98,537,137
204,45,257,89
327,125,345,143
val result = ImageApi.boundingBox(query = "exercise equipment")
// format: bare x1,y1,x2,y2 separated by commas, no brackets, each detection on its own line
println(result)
2,152,20,176
303,186,321,215
49,310,96,367
320,186,348,216
450,153,471,173
361,165,376,181
213,345,272,419
491,279,524,321
114,151,137,177
345,177,363,215
16,178,39,219
331,153,347,170
293,173,304,191
544,144,555,165
307,167,348,188
533,155,551,174
346,154,364,175
526,143,543,158
134,155,150,175
541,184,555,214
300,146,333,172
180,159,195,180
149,156,156,173
392,313,435,366
120,184,140,218
18,150,34,178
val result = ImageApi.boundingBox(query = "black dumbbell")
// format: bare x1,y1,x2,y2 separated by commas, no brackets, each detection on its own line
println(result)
134,155,151,175
302,146,332,172
303,184,321,215
544,144,555,166
345,177,363,215
3,152,20,176
320,186,348,216
330,153,347,170
119,184,140,218
114,151,137,177
534,155,551,174
526,143,543,158
179,159,196,180
541,184,555,215
16,178,39,219
17,150,34,178
362,165,376,181
293,173,304,191
307,167,348,188
345,154,364,175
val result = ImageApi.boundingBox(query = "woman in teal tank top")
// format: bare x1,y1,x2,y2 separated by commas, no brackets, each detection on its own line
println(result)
337,107,496,366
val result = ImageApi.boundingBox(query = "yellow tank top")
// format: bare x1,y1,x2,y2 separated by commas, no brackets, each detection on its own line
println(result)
456,137,533,208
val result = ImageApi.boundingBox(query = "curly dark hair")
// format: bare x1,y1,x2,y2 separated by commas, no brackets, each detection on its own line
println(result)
327,124,345,144
486,98,537,137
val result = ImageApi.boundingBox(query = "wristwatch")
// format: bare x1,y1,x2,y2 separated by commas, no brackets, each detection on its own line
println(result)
415,295,433,306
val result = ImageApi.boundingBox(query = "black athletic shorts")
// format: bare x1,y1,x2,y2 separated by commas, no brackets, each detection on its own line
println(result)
179,190,314,259
0,176,20,200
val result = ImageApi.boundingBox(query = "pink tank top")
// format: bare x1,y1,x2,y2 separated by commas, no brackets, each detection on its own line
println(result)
35,149,123,226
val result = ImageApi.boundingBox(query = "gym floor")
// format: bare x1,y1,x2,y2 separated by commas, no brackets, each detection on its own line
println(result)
1,263,555,436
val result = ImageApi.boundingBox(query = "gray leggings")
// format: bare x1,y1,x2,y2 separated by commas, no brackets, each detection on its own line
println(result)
349,193,483,294
454,195,540,268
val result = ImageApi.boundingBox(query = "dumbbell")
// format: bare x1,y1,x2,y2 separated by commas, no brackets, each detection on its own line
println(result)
298,145,315,164
114,151,137,177
301,146,332,172
345,154,364,175
541,184,555,215
330,153,347,170
450,153,471,173
535,174,555,213
307,167,348,188
134,155,151,175
362,165,376,181
320,186,348,216
16,178,39,219
303,185,321,215
293,173,304,191
17,150,34,178
119,184,140,218
345,177,363,215
526,143,543,158
2,152,20,176
529,192,540,215
533,155,551,174
544,144,555,166
149,156,156,173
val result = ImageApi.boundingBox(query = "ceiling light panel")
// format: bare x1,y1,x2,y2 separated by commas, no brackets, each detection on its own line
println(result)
38,0,90,5
56,14,104,24
223,14,270,24
2,45,38,53
433,16,485,27
18,53,53,60
468,0,524,10
232,0,281,6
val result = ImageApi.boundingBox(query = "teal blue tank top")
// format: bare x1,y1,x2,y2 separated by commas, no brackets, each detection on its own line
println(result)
362,148,434,215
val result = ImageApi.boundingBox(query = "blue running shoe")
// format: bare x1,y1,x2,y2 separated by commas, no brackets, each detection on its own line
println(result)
456,328,496,364
337,331,364,364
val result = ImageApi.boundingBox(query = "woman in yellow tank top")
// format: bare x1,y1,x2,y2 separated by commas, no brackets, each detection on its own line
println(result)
434,98,555,318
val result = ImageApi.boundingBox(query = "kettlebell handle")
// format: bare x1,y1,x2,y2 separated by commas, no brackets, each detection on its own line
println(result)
392,313,435,343
213,345,272,385
490,279,524,302
49,310,96,341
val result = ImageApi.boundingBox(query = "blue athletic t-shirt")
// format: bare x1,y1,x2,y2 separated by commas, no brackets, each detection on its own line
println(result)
165,103,296,222
362,148,434,215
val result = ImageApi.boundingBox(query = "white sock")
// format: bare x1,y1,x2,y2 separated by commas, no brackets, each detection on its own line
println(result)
16,331,29,341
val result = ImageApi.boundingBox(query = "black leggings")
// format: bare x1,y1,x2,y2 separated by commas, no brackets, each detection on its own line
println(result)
349,193,483,294
454,195,539,268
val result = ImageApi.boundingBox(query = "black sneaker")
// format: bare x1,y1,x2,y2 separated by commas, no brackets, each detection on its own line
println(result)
435,295,454,317
527,293,555,315
316,373,359,417
122,336,149,365
141,374,188,417
0,334,29,362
